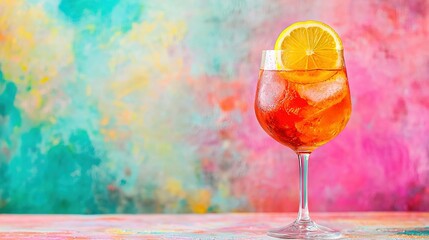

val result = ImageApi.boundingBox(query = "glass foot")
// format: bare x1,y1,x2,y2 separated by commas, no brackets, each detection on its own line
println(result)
267,220,341,239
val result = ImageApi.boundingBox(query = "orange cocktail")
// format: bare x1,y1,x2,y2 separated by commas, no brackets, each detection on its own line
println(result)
254,20,352,239
255,68,351,152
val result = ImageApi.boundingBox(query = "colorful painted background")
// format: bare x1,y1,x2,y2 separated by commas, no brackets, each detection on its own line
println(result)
0,0,428,214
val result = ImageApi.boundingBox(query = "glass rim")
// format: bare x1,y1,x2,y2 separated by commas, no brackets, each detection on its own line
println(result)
260,50,345,70
261,49,344,53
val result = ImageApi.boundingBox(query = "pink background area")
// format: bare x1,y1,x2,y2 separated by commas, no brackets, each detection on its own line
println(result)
241,0,429,212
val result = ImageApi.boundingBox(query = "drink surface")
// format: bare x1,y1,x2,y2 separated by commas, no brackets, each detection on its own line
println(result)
255,68,351,152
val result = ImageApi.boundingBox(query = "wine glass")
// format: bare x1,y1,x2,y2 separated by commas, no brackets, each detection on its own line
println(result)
254,50,352,239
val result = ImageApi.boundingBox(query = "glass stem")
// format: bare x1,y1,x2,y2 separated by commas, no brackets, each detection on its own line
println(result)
297,152,311,222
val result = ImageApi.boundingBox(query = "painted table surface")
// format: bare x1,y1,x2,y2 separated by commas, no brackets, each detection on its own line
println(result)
0,212,428,239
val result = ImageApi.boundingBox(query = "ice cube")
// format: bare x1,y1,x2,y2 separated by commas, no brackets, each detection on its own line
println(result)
296,72,348,108
295,97,351,145
257,72,286,111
